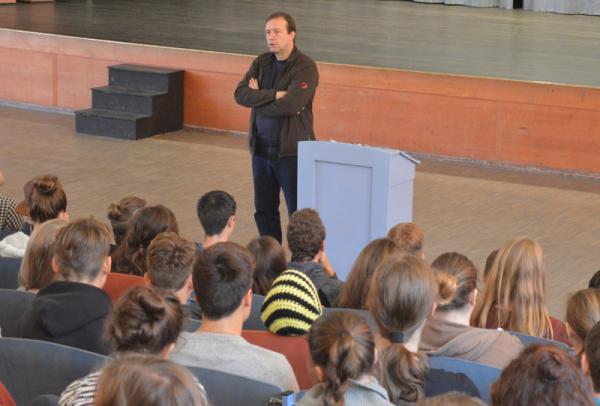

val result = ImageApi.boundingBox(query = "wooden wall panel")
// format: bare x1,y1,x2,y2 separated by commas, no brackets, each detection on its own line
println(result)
0,47,54,106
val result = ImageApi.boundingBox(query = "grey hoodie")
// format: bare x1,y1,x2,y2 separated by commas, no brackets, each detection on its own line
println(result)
420,314,523,369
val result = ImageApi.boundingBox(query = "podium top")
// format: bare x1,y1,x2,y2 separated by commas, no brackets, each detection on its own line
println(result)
299,141,420,165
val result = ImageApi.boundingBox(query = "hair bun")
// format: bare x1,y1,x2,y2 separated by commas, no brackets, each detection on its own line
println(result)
33,175,59,196
107,202,125,222
436,271,458,306
136,289,167,322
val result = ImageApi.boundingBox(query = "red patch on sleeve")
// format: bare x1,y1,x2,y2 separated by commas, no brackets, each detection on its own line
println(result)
299,82,309,89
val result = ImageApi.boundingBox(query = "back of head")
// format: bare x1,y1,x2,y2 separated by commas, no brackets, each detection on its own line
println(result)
19,218,68,291
107,196,146,246
367,254,436,403
471,237,551,338
54,217,111,282
491,344,593,406
307,311,375,406
196,190,236,236
27,174,67,224
113,205,179,276
105,285,184,354
584,321,600,393
94,354,208,406
260,269,322,336
432,252,478,312
287,208,325,263
566,288,600,355
419,392,487,406
337,238,399,310
589,270,600,289
387,223,424,257
246,235,287,295
192,242,253,320
147,232,196,291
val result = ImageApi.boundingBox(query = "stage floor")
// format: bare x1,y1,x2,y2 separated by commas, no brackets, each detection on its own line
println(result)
1,0,600,87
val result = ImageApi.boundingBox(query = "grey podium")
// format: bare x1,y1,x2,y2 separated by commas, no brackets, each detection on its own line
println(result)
297,141,419,281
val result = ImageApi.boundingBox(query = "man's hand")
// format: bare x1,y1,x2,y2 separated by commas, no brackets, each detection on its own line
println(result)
275,91,287,99
249,78,259,90
319,250,336,277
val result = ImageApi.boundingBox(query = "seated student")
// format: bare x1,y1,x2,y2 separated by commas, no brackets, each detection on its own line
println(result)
566,289,600,358
492,344,593,406
18,219,68,292
582,321,600,405
336,238,399,310
111,205,179,276
170,242,299,392
106,196,146,250
59,286,185,406
0,174,68,258
0,169,24,237
247,235,287,296
17,217,112,354
420,252,522,368
145,232,203,320
298,311,393,406
196,190,236,251
368,255,479,404
93,354,208,406
470,237,570,345
286,208,342,307
419,392,486,406
386,222,425,258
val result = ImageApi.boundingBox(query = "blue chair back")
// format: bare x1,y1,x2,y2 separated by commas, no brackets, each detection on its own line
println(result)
28,394,60,406
186,365,283,406
428,355,501,404
510,331,570,351
243,294,267,330
0,257,21,289
0,337,109,405
0,289,35,337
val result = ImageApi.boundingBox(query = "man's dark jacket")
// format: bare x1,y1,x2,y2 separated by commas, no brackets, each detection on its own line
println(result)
234,47,319,158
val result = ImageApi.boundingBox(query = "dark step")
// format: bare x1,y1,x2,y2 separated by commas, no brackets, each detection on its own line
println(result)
92,86,167,115
108,64,184,92
75,108,155,140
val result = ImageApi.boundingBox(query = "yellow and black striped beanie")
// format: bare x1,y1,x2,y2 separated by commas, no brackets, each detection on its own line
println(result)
260,269,323,336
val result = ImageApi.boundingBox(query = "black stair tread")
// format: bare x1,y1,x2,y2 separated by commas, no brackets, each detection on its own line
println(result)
109,64,184,75
92,86,167,97
76,108,151,120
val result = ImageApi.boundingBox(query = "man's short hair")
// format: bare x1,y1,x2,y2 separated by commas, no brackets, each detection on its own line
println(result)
585,321,600,392
196,191,236,237
192,242,253,320
147,232,196,291
265,11,296,34
54,217,111,281
387,222,424,256
287,208,325,263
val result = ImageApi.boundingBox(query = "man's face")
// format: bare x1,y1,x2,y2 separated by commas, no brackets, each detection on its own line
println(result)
265,17,295,57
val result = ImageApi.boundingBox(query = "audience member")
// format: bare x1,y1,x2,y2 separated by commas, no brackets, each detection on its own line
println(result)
106,196,146,249
196,190,236,251
482,248,498,284
582,321,600,405
17,217,112,354
387,222,424,258
260,269,322,336
18,218,68,292
0,169,24,236
368,255,479,403
420,252,522,368
566,289,600,357
93,354,208,406
336,238,399,309
59,286,185,406
111,205,179,275
247,235,287,295
0,174,68,257
491,344,593,406
418,392,487,406
589,270,600,289
298,311,393,406
286,208,342,307
471,237,570,345
145,232,202,320
170,242,299,391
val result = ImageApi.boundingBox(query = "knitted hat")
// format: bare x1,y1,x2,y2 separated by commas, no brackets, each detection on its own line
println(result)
260,269,322,336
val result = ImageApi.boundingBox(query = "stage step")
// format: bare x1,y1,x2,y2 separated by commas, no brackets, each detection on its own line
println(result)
76,64,184,140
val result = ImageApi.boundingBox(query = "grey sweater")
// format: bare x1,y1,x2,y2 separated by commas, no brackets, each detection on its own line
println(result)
298,376,393,406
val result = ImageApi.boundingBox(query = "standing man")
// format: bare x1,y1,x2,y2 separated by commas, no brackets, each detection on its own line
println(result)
235,12,319,243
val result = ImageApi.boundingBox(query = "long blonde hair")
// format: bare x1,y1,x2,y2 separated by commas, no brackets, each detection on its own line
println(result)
471,237,553,339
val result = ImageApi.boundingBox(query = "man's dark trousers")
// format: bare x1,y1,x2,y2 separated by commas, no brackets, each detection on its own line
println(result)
252,153,297,243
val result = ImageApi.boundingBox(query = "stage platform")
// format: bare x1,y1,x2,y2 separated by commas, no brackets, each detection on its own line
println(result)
0,0,599,174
